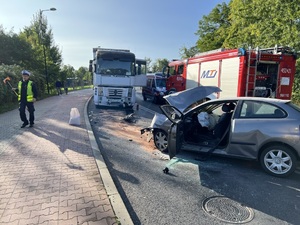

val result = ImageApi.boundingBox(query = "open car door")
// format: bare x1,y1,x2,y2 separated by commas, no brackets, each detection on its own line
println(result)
160,105,184,159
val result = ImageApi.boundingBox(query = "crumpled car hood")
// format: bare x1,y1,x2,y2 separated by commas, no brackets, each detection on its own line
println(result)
164,86,221,112
150,113,169,128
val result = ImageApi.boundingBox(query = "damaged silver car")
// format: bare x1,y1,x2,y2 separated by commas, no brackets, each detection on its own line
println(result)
159,87,300,177
141,86,220,152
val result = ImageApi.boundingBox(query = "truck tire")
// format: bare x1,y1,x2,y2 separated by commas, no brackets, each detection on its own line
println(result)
260,145,297,177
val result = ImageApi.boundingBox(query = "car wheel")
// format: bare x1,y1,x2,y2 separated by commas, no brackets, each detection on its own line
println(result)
153,130,168,152
143,94,147,101
153,96,158,104
260,145,297,177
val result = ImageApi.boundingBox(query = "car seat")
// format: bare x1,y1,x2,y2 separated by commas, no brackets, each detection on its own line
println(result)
213,103,235,141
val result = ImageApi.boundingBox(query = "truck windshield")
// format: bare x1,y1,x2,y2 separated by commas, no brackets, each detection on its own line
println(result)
96,59,133,75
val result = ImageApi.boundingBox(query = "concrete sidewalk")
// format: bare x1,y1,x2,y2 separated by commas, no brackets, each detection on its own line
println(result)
0,89,132,225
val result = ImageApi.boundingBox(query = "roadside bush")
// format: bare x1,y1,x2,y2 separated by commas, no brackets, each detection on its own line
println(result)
0,64,46,106
0,64,21,105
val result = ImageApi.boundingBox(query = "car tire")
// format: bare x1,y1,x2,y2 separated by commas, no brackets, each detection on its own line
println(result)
143,94,147,101
260,145,297,177
153,96,158,104
153,130,168,152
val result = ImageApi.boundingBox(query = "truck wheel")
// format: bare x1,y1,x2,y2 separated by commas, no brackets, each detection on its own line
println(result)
260,145,297,177
153,130,168,152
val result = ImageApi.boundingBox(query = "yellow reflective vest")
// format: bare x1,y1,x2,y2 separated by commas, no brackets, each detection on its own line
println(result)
18,80,34,102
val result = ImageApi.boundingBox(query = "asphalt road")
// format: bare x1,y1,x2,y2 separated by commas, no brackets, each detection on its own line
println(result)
88,90,300,225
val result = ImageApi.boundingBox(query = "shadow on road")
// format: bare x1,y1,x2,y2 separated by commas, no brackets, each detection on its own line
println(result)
164,151,300,224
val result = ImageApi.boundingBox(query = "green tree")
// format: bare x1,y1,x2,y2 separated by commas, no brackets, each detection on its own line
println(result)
19,12,62,92
151,58,169,73
225,0,300,49
179,46,199,59
61,65,75,89
75,67,90,87
292,59,300,104
195,2,230,52
0,64,23,105
0,26,36,68
145,57,152,73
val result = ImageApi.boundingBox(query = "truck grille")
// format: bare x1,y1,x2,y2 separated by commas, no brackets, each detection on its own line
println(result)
108,88,123,97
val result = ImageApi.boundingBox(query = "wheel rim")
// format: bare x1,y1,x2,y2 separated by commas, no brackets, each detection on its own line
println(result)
264,150,292,175
154,131,168,151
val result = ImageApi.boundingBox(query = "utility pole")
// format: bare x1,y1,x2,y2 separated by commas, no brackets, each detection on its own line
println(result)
39,8,56,94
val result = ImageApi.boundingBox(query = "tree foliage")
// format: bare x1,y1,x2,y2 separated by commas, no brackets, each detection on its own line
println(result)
0,12,89,104
224,0,300,49
195,3,230,52
0,26,36,68
179,46,199,58
0,64,23,105
151,58,169,73
75,67,91,86
60,65,76,89
144,57,152,73
195,0,300,50
20,12,63,89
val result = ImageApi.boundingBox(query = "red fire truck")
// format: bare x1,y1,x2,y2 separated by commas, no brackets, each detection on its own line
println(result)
163,46,297,99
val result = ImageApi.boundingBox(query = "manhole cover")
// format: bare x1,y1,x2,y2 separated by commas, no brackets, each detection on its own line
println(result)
202,196,254,224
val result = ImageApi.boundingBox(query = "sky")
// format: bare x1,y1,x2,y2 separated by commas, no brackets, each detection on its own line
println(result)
1,0,229,70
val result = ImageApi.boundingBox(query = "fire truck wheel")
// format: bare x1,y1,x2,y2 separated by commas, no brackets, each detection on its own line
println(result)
260,144,297,177
153,130,168,152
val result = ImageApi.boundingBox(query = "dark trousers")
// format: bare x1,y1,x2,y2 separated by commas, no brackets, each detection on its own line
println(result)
19,102,35,124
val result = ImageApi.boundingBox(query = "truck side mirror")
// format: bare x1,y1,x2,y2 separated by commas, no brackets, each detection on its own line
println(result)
89,60,93,72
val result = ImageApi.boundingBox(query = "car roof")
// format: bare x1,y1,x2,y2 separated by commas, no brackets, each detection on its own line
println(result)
163,86,221,112
206,97,290,104
146,73,166,78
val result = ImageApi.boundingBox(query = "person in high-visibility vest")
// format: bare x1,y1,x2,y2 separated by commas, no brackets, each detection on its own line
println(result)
16,70,38,128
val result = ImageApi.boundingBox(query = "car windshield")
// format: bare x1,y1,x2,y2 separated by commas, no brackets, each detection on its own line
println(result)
183,98,209,113
156,79,166,87
96,59,133,75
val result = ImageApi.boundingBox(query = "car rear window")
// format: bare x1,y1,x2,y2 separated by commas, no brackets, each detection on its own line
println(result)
240,101,286,118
